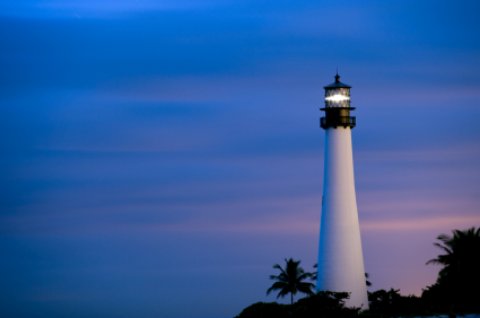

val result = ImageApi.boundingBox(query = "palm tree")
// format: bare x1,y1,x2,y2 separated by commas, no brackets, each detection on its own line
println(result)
426,227,480,309
427,227,480,277
266,258,315,305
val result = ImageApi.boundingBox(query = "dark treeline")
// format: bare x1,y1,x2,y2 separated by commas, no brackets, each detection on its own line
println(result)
235,227,480,318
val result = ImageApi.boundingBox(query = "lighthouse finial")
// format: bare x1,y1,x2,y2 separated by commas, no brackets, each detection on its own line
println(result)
335,69,340,83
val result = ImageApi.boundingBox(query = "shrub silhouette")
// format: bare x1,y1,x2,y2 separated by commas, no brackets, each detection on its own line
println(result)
236,291,357,318
234,302,290,318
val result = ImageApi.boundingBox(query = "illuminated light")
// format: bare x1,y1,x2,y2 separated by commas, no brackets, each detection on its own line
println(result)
325,94,350,102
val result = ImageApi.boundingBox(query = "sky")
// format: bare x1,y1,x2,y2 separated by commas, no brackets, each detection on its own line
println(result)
1,0,479,317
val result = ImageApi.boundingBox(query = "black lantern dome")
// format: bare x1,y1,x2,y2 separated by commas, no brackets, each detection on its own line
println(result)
320,73,356,129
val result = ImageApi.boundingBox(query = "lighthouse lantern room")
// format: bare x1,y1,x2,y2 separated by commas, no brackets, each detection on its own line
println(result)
320,74,356,129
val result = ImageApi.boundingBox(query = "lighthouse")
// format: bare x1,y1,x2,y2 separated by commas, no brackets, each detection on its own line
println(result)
316,74,369,309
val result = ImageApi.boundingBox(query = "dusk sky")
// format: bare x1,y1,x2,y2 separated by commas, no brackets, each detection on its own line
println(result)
1,1,480,317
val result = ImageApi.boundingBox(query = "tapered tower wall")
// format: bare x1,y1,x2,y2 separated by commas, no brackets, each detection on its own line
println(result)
317,127,369,309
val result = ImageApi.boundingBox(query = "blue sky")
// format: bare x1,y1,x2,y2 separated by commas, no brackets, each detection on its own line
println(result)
1,1,480,317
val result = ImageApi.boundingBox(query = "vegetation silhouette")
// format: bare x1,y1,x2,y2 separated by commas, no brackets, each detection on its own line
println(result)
236,291,358,318
365,273,372,288
266,258,315,305
234,302,290,318
367,288,426,317
423,227,480,314
294,291,359,318
236,227,480,318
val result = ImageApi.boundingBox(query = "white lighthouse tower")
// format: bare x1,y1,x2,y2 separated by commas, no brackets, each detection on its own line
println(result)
316,73,369,309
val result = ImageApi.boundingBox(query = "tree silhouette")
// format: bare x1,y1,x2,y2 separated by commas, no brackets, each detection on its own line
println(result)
425,227,480,311
368,288,401,314
267,258,315,304
369,288,426,317
365,272,372,288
